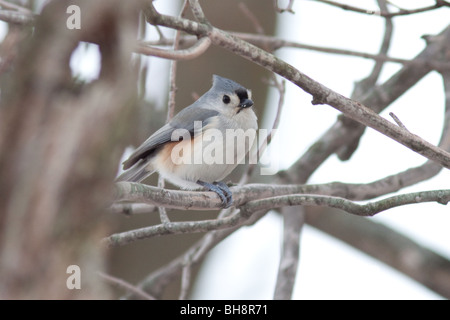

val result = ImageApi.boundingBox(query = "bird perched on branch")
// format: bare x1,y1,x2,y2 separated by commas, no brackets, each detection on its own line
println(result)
117,75,258,208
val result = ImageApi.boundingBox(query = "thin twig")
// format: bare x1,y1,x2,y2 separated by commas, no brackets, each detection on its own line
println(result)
309,0,450,17
156,1,191,225
188,0,210,25
341,0,393,160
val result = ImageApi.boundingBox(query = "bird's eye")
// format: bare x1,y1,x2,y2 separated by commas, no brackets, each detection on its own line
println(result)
222,95,231,104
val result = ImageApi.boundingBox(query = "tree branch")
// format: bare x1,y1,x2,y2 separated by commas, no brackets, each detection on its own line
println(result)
273,206,304,300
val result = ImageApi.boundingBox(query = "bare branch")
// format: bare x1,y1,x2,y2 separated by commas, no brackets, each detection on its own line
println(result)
0,0,31,13
273,206,304,300
122,208,270,299
98,272,156,300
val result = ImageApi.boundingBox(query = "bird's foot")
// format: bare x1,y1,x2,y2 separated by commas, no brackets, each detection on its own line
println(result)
197,180,233,208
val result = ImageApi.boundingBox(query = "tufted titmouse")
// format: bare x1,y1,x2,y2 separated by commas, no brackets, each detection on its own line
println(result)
117,75,258,208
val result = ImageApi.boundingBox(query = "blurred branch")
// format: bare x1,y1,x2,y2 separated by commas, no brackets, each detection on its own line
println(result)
140,32,442,67
273,206,304,300
105,203,256,248
389,112,409,131
0,9,34,24
274,0,295,13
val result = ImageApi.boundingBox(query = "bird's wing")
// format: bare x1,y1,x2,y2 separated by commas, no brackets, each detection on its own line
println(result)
122,107,219,170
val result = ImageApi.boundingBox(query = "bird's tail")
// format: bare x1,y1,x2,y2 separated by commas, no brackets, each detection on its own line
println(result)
115,160,155,183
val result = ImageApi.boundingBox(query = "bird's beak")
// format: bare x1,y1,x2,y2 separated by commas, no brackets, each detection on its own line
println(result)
239,98,254,109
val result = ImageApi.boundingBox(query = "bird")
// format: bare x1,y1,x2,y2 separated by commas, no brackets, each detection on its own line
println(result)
116,75,258,208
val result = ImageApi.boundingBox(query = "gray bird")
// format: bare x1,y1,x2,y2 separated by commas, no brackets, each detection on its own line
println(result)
117,75,258,208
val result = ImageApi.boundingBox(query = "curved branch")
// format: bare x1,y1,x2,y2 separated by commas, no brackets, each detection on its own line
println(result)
134,36,211,60
104,205,254,248
240,190,450,217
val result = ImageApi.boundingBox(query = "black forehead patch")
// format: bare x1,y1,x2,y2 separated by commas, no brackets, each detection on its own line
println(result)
212,75,249,96
235,88,248,101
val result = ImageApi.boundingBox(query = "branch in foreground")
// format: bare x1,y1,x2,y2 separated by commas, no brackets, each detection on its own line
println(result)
135,36,211,60
114,181,450,211
310,0,450,17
